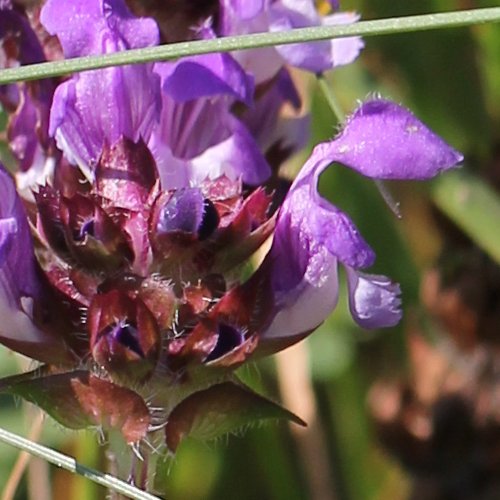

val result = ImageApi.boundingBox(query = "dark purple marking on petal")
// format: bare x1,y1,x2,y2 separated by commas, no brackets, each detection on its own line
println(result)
198,199,220,240
101,320,144,357
72,218,95,242
205,322,245,362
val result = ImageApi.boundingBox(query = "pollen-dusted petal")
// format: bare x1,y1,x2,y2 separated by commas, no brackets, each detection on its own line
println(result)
345,267,402,329
294,99,463,190
331,99,464,180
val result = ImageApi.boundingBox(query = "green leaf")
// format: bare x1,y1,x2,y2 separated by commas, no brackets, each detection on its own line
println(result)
432,171,500,264
3,370,150,444
164,381,305,452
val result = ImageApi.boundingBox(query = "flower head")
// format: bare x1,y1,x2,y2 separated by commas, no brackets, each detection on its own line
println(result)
0,0,462,457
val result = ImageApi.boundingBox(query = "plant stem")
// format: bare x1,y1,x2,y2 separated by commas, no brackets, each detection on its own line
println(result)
0,427,161,500
317,74,346,123
0,8,499,84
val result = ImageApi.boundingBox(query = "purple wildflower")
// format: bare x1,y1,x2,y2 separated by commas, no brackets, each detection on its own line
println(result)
0,7,55,187
259,99,462,344
220,0,363,82
41,0,162,175
0,165,71,362
0,0,463,458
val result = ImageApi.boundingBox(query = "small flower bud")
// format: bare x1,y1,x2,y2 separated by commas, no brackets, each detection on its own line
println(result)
88,290,161,382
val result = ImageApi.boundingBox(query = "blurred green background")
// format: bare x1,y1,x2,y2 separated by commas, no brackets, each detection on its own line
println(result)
1,0,499,499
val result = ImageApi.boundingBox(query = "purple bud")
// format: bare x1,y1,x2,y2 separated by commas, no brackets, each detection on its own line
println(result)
89,290,161,381
155,188,219,240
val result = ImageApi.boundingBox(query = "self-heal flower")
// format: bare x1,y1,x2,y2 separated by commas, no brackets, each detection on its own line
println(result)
0,0,464,471
257,99,463,345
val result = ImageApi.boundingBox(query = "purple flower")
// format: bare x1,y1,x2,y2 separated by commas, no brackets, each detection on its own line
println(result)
0,165,69,362
41,0,162,175
41,0,270,188
148,68,270,188
0,8,55,187
269,1,364,73
220,0,363,82
160,23,254,105
0,0,465,455
259,99,463,341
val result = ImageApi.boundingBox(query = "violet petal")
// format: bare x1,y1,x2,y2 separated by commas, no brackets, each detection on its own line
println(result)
0,166,49,347
149,93,270,188
42,0,161,170
331,99,464,180
161,52,254,105
263,253,339,339
345,267,402,329
41,0,159,57
260,97,462,337
269,3,363,72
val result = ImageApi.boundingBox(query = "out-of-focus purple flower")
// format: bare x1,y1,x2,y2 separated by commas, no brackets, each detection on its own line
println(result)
259,99,463,341
269,2,364,73
41,0,162,175
0,8,55,185
220,0,363,82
